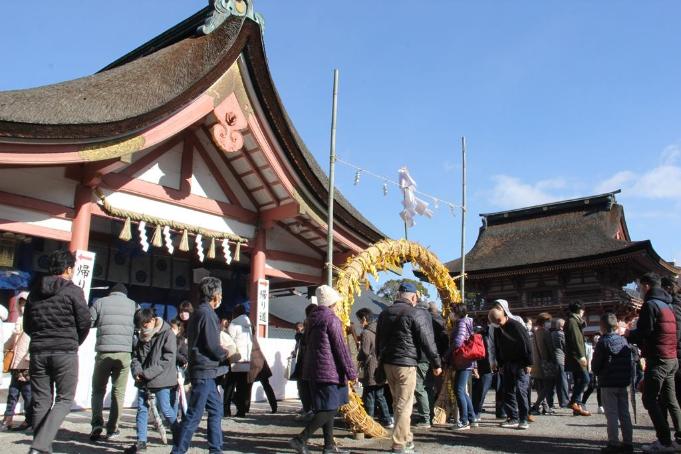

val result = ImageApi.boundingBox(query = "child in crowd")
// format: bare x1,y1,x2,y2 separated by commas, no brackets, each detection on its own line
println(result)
1,297,31,431
592,313,633,454
124,309,179,454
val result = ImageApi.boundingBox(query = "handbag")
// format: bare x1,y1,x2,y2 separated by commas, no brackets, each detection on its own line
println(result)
453,333,486,369
284,352,297,380
3,333,20,374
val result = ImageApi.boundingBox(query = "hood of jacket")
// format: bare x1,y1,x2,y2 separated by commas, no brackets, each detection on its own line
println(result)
602,332,628,356
646,287,673,304
38,275,73,298
495,299,526,327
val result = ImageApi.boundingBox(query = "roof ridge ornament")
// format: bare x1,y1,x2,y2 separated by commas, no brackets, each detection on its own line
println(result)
197,0,265,36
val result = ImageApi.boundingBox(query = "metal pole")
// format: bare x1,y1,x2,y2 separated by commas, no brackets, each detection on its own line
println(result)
460,136,467,304
326,69,339,286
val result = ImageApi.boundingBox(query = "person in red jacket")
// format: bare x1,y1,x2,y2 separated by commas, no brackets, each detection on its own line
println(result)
628,272,681,453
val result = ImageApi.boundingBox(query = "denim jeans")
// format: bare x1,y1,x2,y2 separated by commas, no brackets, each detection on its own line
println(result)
136,387,176,442
570,368,590,406
601,387,633,446
472,372,493,417
643,358,681,446
454,369,475,424
172,378,223,454
363,385,392,422
502,363,530,423
4,373,32,424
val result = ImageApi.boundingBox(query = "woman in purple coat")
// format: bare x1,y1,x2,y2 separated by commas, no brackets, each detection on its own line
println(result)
451,304,477,430
289,285,358,454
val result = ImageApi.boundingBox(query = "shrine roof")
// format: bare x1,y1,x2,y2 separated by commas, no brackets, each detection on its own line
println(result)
446,191,680,276
0,5,384,244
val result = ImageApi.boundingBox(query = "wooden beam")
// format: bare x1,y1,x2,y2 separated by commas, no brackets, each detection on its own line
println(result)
266,249,323,267
0,190,74,218
0,218,71,242
180,137,193,194
261,202,300,227
101,173,258,224
191,134,244,207
239,148,279,205
120,134,184,178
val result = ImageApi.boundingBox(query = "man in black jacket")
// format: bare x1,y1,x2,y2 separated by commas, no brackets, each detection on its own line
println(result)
376,283,442,454
24,250,91,454
172,276,228,454
489,305,533,430
662,277,681,428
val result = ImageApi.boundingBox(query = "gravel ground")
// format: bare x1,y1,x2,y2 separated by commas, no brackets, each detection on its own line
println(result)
0,395,658,453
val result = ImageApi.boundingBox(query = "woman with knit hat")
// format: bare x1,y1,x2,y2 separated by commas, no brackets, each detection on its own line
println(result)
289,285,358,454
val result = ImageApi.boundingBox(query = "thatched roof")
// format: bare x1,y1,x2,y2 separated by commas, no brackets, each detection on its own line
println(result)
447,192,679,276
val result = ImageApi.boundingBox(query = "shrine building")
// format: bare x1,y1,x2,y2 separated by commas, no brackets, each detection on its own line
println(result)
0,2,384,335
447,191,680,334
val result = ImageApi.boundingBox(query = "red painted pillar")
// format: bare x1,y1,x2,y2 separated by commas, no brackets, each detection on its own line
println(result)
249,225,267,337
69,184,93,252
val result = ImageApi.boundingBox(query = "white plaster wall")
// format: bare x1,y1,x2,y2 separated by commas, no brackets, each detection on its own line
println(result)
190,151,230,203
133,141,182,190
0,167,76,207
0,203,72,233
0,325,299,414
101,190,255,239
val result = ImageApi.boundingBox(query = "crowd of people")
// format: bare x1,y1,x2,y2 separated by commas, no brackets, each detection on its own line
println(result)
2,249,681,454
0,250,278,454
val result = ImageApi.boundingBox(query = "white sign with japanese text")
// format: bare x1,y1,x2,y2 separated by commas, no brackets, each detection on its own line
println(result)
256,278,269,336
72,249,96,302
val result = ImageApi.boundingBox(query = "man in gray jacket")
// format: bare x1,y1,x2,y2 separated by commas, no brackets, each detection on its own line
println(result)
89,283,138,441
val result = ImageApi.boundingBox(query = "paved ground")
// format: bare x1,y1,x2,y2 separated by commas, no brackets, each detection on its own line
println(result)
0,396,659,453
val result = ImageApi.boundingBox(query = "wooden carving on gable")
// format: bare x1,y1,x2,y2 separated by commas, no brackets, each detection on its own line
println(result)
210,93,248,153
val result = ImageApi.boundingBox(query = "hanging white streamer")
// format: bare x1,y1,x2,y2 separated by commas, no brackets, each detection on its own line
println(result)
163,226,174,254
196,234,205,262
222,239,233,264
138,221,149,252
399,166,433,228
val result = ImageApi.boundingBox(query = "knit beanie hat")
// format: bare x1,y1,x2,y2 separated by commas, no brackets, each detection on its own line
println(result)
316,285,342,307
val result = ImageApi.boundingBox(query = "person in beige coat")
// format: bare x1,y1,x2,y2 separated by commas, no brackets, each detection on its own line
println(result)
2,299,32,431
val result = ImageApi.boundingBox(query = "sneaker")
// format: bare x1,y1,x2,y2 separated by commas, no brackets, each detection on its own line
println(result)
500,419,519,429
0,422,9,432
453,422,470,431
123,441,147,454
415,421,431,429
106,430,120,440
382,417,395,429
470,420,479,428
517,421,529,430
598,406,605,414
289,437,311,454
89,427,104,442
391,443,416,454
323,446,350,454
642,440,677,453
529,408,541,416
473,416,482,423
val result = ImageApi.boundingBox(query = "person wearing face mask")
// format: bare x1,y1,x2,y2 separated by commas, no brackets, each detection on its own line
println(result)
23,250,92,454
529,313,557,416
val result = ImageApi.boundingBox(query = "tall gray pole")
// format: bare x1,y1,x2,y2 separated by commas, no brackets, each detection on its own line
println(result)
326,69,339,286
460,136,467,304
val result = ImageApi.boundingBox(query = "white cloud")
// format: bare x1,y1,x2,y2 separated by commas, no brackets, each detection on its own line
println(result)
489,175,565,209
598,144,681,200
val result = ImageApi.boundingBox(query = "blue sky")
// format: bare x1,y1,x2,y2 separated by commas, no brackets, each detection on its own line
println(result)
1,1,680,272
